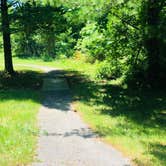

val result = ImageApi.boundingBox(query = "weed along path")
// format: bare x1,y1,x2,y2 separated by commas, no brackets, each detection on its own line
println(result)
19,65,131,166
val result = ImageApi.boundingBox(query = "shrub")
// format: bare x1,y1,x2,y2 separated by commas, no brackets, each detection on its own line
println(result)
73,51,96,63
76,23,106,61
55,30,76,58
41,54,54,62
95,60,123,79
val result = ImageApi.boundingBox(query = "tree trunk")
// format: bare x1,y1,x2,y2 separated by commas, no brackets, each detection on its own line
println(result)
145,0,162,82
1,0,14,74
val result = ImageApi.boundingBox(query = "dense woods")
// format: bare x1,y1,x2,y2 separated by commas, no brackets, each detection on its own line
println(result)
0,0,166,83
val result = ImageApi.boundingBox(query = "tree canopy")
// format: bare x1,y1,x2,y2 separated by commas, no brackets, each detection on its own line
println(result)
0,0,166,86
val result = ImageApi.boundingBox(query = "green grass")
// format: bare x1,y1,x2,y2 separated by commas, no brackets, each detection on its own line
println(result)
0,90,40,165
12,57,98,78
0,66,43,166
0,56,166,165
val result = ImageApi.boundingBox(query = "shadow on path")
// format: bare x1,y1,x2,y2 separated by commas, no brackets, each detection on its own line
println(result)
42,127,97,139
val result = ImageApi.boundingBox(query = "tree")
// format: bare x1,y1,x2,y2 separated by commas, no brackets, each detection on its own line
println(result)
143,0,165,82
13,1,67,58
1,0,14,74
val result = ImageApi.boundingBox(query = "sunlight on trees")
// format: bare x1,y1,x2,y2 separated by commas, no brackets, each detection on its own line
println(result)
0,0,166,82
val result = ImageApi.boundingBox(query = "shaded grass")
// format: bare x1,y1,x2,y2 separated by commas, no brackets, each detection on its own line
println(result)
0,69,43,166
0,70,43,90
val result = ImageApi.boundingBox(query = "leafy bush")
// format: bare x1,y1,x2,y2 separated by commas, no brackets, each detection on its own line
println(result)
41,54,54,62
55,29,76,58
73,51,95,63
76,23,106,61
95,60,123,79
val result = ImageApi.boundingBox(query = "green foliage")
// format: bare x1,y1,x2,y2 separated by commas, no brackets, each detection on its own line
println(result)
140,0,166,83
2,0,166,84
95,59,126,79
55,29,76,58
12,1,67,58
95,61,112,79
41,53,54,62
76,23,105,61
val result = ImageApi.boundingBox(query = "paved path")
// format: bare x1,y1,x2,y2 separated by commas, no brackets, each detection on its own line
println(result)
24,65,131,166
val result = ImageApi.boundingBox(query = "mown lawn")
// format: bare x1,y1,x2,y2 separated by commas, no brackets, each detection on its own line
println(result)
1,56,166,166
0,66,43,166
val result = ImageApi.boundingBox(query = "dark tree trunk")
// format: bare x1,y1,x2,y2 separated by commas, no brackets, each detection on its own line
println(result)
1,0,14,74
145,0,164,82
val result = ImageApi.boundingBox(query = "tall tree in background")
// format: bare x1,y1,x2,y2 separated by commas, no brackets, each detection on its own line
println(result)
1,0,14,74
144,0,165,81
